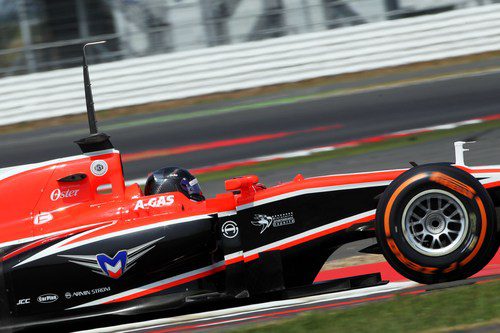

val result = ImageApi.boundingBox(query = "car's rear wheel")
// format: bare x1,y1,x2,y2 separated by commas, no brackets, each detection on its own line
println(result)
376,164,499,284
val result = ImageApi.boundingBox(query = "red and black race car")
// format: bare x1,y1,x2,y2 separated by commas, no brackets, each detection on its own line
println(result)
0,44,499,331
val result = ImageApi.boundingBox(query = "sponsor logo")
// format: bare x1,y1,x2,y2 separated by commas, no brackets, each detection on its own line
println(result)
97,251,127,279
134,195,174,211
430,172,476,199
17,298,30,306
251,214,273,234
50,188,79,201
251,213,295,234
65,286,111,299
34,212,53,225
60,238,163,279
91,160,108,177
222,221,239,239
37,294,58,304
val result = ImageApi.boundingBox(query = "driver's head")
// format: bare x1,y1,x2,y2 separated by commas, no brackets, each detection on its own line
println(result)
144,167,205,201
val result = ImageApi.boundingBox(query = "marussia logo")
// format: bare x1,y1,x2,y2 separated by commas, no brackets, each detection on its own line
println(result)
251,213,295,234
97,251,127,279
251,214,273,234
60,238,163,279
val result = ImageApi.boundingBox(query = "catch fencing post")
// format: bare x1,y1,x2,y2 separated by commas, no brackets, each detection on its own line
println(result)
17,0,37,73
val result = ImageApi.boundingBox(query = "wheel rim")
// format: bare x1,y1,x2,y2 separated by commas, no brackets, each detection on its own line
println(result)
402,189,469,257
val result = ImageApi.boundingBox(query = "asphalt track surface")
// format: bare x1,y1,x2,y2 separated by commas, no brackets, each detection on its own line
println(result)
2,68,500,184
76,251,500,333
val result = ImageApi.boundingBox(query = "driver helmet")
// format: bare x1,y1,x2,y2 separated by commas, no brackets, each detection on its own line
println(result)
144,167,205,201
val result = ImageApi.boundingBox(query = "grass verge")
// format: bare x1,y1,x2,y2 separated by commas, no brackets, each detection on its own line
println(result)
230,279,500,333
196,118,500,182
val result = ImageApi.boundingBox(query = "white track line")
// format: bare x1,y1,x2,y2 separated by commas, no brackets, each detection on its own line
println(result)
124,115,499,187
74,281,417,333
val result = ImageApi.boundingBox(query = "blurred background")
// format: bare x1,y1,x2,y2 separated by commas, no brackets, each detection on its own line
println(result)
1,0,497,76
2,2,500,331
1,0,500,195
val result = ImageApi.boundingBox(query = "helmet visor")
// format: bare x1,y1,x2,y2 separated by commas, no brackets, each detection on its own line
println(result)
180,178,202,196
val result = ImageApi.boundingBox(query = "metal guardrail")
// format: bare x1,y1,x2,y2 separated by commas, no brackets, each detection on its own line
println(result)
0,4,500,126
0,0,491,77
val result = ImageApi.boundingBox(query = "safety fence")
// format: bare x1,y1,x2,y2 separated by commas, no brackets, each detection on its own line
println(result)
0,4,500,126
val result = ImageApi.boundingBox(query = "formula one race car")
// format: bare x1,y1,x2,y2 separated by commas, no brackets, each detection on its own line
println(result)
1,44,499,331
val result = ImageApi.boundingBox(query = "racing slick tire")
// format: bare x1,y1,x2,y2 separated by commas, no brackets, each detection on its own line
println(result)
375,164,499,284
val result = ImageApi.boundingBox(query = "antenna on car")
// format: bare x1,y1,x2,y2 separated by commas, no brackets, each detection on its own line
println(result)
75,41,114,153
83,41,105,134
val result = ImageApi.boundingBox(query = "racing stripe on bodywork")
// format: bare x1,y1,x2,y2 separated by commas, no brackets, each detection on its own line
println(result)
458,166,500,188
0,149,118,183
1,226,101,262
241,210,375,261
12,214,213,268
12,180,389,267
68,210,375,309
12,221,117,268
237,180,392,210
68,262,227,309
9,168,500,267
0,221,112,252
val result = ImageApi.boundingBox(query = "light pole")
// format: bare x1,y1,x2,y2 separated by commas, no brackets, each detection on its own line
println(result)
17,0,37,73
385,0,400,19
